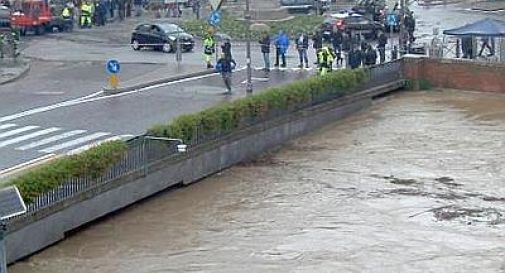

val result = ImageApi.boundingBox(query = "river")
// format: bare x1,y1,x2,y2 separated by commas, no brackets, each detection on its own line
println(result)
9,89,505,273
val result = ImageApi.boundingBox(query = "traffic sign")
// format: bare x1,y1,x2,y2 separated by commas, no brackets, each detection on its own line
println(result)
209,0,223,10
208,10,221,27
106,59,121,74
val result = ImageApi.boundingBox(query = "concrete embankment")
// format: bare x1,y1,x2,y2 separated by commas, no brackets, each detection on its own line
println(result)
5,79,404,264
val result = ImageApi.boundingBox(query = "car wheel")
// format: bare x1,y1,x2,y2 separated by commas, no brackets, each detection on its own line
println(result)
162,43,172,53
131,39,141,51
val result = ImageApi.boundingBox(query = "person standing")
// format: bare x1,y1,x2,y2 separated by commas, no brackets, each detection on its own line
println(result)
312,31,322,65
118,0,125,21
296,32,309,68
364,44,377,66
221,38,232,61
61,4,74,31
80,1,92,28
317,46,334,76
377,31,387,63
348,46,362,69
216,53,236,95
109,0,115,19
259,33,271,71
274,31,289,68
192,0,200,19
332,29,343,67
203,33,216,69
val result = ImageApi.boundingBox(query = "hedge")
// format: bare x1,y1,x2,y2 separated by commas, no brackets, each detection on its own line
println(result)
8,141,128,203
147,69,368,143
183,13,325,40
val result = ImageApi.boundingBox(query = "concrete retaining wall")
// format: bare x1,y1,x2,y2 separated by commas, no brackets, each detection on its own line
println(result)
5,81,404,264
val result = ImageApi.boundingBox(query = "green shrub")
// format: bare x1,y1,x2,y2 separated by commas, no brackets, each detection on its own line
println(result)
148,69,368,143
183,13,325,40
9,141,128,203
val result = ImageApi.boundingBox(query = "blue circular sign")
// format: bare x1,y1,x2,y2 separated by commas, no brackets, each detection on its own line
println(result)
208,11,221,27
106,59,121,74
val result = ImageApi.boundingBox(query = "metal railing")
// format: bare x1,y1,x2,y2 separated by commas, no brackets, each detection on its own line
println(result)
5,61,404,225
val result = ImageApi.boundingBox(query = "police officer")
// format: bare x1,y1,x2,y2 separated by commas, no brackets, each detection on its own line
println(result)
317,45,335,76
203,33,216,69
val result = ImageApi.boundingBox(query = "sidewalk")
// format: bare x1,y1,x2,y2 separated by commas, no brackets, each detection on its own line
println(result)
0,58,30,85
104,62,214,93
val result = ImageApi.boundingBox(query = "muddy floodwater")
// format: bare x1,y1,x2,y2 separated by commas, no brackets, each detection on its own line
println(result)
10,90,505,273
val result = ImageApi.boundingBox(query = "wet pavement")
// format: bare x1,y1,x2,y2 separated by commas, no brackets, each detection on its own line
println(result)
9,89,505,273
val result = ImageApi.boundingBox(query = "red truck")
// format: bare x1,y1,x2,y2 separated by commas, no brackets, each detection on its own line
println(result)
10,0,66,35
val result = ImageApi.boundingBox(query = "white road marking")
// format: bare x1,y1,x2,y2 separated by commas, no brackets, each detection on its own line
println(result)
0,127,61,148
0,124,17,130
0,70,233,123
39,132,111,153
240,77,270,84
0,153,57,177
0,126,39,140
16,130,87,151
0,91,103,123
66,135,132,155
33,91,66,95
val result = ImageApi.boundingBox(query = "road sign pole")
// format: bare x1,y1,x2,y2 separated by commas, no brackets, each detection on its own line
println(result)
176,0,182,67
245,0,252,93
0,222,7,273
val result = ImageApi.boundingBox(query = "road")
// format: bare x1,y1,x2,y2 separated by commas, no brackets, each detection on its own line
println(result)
0,2,499,173
0,67,311,172
0,16,318,173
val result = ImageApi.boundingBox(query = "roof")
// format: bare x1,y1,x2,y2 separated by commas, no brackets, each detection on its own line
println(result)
443,18,505,37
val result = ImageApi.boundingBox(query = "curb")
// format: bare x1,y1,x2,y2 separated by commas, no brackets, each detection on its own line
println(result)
0,61,31,86
0,154,60,184
103,69,217,94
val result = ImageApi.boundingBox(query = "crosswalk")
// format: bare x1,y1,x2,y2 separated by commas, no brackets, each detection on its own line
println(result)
0,123,133,155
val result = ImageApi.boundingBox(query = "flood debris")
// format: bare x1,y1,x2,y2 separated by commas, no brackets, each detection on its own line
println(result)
435,176,462,187
432,206,504,225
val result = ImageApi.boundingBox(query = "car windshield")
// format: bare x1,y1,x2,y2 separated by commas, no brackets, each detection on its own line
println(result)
159,24,184,34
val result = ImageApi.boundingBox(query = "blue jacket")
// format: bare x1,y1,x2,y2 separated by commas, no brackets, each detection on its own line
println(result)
274,33,289,54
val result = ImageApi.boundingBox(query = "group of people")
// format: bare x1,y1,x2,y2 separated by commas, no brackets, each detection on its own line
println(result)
461,36,496,59
61,0,143,29
203,28,395,94
256,29,390,74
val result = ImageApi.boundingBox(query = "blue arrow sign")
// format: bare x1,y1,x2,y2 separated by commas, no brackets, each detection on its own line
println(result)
106,59,121,74
208,10,221,27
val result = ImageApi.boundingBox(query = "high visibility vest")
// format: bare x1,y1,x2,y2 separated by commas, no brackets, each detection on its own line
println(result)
81,3,91,16
203,36,215,55
318,47,334,66
62,7,71,18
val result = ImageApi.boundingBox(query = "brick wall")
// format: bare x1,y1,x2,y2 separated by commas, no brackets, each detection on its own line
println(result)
403,56,505,93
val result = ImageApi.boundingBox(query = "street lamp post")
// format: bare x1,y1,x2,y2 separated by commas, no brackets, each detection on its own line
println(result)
142,136,187,176
245,0,253,93
176,0,182,68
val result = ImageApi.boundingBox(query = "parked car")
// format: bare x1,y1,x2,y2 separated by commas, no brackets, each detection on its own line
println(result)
0,5,10,29
130,23,194,53
327,11,383,39
280,0,329,14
